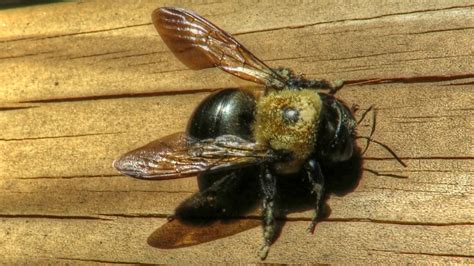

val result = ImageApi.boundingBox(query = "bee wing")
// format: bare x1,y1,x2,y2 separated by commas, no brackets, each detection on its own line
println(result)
113,132,274,179
148,217,260,249
148,167,261,249
153,7,286,88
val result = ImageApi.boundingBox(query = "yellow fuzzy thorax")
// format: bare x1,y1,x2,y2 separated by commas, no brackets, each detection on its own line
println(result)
254,89,322,161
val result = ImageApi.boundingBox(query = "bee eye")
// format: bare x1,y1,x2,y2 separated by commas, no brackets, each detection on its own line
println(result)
282,107,300,124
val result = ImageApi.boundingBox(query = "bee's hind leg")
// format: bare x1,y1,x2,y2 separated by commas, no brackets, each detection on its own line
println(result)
258,164,277,260
304,159,325,233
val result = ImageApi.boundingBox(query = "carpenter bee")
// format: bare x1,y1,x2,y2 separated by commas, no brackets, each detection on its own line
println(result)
114,7,403,260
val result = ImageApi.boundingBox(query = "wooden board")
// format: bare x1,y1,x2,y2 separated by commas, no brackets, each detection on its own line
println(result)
1,1,473,264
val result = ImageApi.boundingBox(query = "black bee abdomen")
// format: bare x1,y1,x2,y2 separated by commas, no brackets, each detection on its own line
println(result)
186,89,257,191
187,89,256,141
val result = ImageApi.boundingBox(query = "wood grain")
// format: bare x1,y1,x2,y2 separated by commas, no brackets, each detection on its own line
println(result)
1,1,473,264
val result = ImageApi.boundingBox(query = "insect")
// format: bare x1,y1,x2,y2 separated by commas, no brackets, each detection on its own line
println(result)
114,7,404,259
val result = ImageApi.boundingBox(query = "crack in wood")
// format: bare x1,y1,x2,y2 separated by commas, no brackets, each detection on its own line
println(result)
393,114,465,119
149,68,191,74
57,257,154,265
329,54,472,73
14,72,472,104
9,167,466,181
395,120,434,125
407,180,474,185
127,60,166,67
410,26,474,35
2,189,194,195
3,5,470,47
234,5,474,36
99,213,170,219
364,156,474,161
92,214,474,227
394,54,473,63
0,50,55,60
14,174,120,180
368,248,474,259
345,73,474,86
381,25,474,37
0,23,152,43
317,25,388,36
364,186,468,194
68,49,130,60
266,50,420,63
18,88,220,103
88,190,194,194
326,50,421,62
0,106,37,111
105,51,167,60
0,132,124,142
322,218,474,227
372,169,453,173
0,214,112,221
1,213,471,229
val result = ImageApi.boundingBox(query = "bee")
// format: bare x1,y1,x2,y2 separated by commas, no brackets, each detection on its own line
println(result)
114,7,404,259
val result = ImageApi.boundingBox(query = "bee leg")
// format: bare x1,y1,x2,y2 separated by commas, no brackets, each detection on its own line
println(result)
258,164,277,260
309,79,344,93
304,159,325,233
300,77,344,93
327,80,344,94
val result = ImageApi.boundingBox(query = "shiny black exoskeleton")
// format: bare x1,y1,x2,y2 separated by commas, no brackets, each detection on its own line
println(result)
188,88,356,171
185,89,257,192
177,88,357,238
187,89,256,142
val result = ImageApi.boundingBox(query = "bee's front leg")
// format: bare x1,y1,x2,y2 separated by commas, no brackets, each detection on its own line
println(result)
327,80,345,94
308,79,344,94
304,159,325,233
258,164,277,260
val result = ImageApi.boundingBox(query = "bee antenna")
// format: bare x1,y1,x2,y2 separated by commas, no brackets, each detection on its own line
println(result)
357,105,374,125
363,167,408,179
356,106,406,167
357,105,376,155
356,136,407,167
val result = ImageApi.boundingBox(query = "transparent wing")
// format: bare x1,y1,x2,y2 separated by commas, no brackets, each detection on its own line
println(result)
113,132,275,179
152,7,286,88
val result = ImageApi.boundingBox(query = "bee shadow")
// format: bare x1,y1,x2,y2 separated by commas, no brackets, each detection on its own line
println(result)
148,148,363,249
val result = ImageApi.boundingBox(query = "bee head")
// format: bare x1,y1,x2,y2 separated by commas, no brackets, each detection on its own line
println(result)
254,89,322,162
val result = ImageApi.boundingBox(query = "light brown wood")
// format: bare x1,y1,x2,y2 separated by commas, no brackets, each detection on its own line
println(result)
1,1,473,264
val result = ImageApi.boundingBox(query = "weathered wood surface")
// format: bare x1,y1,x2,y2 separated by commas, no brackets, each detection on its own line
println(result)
1,1,473,264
